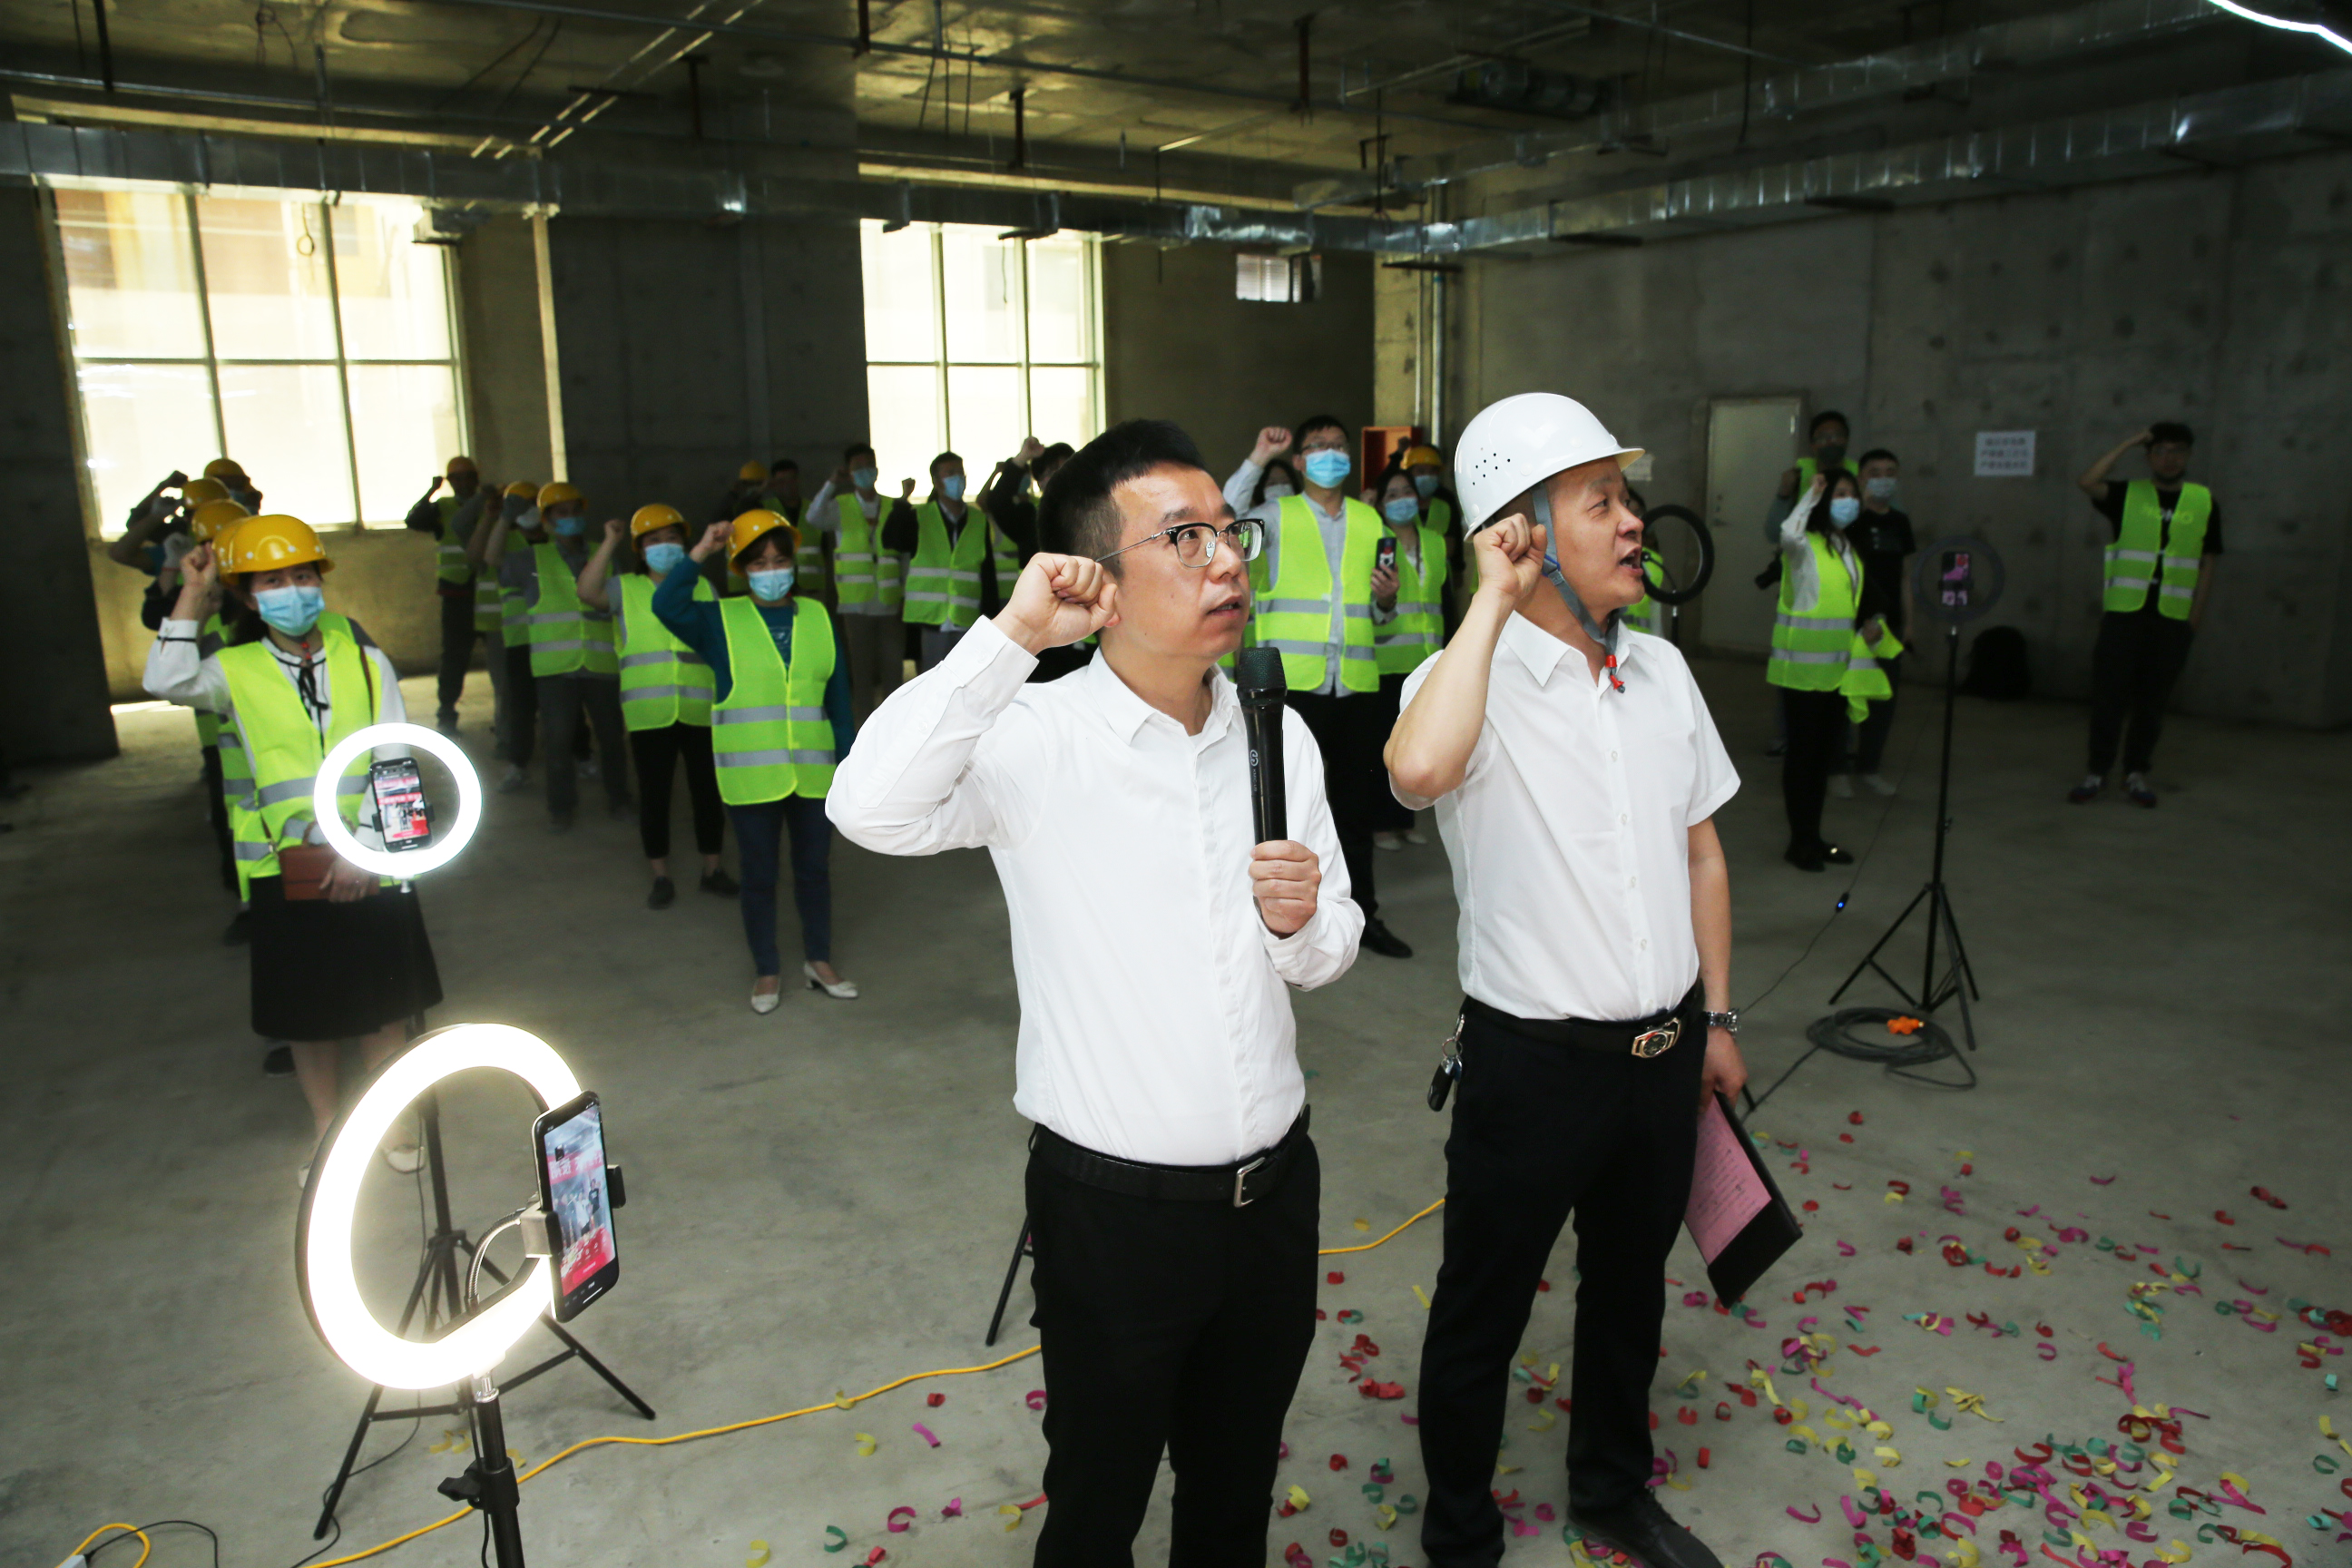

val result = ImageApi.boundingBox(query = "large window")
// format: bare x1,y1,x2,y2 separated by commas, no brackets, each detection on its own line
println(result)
860,220,1102,488
52,188,466,534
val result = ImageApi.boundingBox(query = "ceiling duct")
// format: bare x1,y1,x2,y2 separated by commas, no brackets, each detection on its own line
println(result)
1448,61,1612,121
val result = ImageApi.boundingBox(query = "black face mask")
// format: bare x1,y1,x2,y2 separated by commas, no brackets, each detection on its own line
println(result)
1816,441,1848,466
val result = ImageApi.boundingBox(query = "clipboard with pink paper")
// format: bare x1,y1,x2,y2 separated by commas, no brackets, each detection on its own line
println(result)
1685,1093,1803,1303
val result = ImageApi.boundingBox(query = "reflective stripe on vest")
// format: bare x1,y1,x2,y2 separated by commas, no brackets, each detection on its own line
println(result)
618,573,716,730
1841,625,1906,721
1373,522,1450,675
903,504,1016,631
710,597,838,804
833,494,904,612
219,628,378,899
1622,546,1669,638
433,495,470,585
1767,532,1861,691
525,542,620,677
1250,494,1382,694
2102,480,2209,620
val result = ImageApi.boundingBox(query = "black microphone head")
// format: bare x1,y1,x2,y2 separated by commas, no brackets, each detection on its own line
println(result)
1236,646,1287,702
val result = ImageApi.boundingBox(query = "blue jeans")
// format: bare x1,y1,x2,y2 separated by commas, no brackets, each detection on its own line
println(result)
727,794,832,975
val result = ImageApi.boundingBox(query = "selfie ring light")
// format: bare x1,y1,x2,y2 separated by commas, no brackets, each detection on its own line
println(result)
299,1024,581,1390
310,721,483,878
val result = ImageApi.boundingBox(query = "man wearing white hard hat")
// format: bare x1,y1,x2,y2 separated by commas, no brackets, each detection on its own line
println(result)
1387,392,1747,1568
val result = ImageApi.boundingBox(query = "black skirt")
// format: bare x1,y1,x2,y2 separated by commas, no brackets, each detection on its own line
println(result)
249,876,445,1041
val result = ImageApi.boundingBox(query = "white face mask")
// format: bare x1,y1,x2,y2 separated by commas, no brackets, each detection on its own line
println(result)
1865,475,1899,501
1262,484,1297,501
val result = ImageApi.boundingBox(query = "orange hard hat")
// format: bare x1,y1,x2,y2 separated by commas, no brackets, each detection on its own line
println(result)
730,508,798,565
631,503,687,539
224,514,332,576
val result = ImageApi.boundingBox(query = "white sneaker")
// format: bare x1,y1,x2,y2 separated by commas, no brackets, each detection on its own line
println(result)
1861,772,1897,797
1828,773,1854,799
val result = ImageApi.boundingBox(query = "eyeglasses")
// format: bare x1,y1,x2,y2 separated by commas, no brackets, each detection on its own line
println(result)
1096,519,1263,569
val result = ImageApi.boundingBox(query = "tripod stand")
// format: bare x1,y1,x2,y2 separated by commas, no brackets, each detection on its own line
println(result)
1828,620,1981,1059
311,1089,654,1540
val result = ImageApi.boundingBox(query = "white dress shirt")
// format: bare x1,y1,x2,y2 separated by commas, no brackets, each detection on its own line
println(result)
1396,614,1738,1022
828,616,1364,1165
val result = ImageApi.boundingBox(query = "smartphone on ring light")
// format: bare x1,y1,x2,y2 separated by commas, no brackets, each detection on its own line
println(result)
533,1092,620,1321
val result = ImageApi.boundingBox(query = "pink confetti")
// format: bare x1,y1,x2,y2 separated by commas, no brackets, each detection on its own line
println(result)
2090,1175,2116,1185
1838,1241,1857,1257
941,1499,963,1519
1536,1504,1557,1522
1842,1495,1870,1528
912,1423,940,1448
1788,1505,1824,1524
887,1507,917,1534
1024,1389,1047,1411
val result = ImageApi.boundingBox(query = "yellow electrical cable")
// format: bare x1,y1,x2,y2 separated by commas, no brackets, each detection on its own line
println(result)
64,1524,152,1567
1318,1198,1445,1256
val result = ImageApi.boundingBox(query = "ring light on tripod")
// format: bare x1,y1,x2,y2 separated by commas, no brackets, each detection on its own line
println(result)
1908,534,2006,626
299,1025,581,1390
311,721,483,879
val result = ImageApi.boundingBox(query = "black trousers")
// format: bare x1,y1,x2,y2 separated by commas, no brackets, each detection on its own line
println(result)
2088,612,2194,776
1289,691,1385,921
503,644,538,767
1779,686,1847,855
201,741,236,897
1025,1135,1320,1568
540,676,629,821
1418,994,1705,1568
1368,673,1416,832
626,721,725,861
436,592,479,715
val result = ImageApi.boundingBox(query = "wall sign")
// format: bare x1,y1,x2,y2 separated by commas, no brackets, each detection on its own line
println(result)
1973,430,2037,478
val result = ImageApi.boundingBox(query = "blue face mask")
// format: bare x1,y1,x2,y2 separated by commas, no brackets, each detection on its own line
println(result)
1302,449,1352,489
940,474,965,502
552,513,584,538
747,566,796,602
851,467,878,491
255,583,324,636
642,542,687,577
1413,473,1440,496
1828,495,1862,525
1383,497,1420,525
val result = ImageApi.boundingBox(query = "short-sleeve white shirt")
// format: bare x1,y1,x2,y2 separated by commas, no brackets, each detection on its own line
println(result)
1397,615,1739,1022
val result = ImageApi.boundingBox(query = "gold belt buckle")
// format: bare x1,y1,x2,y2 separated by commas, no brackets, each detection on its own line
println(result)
1630,1017,1681,1058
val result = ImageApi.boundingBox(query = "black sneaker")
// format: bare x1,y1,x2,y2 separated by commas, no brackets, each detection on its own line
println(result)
1361,919,1414,959
701,868,741,897
222,909,252,945
647,876,676,909
262,1044,295,1078
1564,1494,1724,1568
1784,845,1826,872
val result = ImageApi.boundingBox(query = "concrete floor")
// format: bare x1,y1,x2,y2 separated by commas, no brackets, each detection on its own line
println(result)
3,652,2347,1568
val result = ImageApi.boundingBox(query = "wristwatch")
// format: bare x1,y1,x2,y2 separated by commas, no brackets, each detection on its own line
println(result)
1703,1009,1740,1035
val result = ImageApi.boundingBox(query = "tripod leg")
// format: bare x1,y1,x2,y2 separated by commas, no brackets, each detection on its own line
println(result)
1938,886,1982,1001
1829,886,1928,1006
535,1318,658,1419
1942,892,1979,1054
316,1235,446,1536
985,1221,1034,1348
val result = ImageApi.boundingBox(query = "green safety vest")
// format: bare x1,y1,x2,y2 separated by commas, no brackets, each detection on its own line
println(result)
710,598,838,805
1768,531,1863,691
432,495,501,630
1373,521,1450,676
2102,481,2210,620
1250,494,1383,695
524,542,619,677
1795,456,1856,495
497,532,542,649
903,504,1016,631
1842,624,1906,722
617,573,716,730
218,627,379,900
212,611,368,816
1623,547,1670,638
832,494,903,612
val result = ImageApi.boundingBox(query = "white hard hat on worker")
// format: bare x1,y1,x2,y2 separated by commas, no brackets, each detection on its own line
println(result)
1455,392,1642,532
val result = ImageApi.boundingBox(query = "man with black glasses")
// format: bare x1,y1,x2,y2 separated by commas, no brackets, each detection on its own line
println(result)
830,419,1362,1568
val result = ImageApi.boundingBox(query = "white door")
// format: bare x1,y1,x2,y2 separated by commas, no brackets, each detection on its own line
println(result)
1699,397,1802,655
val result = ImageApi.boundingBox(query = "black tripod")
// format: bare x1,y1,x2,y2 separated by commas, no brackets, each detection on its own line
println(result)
311,1091,654,1540
1828,620,1982,1055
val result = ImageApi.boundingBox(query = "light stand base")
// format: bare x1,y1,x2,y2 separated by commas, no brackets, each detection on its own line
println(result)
1828,877,1981,1054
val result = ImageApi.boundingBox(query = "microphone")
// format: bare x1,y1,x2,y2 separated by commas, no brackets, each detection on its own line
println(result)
1236,646,1288,846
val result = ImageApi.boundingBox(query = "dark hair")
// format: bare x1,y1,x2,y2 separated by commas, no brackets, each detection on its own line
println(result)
2148,421,2194,448
1295,413,1349,447
1807,466,1857,532
1253,459,1300,507
1808,409,1850,440
929,450,963,478
769,458,799,475
1039,419,1209,567
1856,447,1897,469
844,442,876,464
1034,441,1075,476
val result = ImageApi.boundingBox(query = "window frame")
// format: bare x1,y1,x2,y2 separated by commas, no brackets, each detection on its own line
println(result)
45,184,471,537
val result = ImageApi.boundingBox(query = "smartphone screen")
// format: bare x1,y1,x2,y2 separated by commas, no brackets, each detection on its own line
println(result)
1940,550,1973,608
1377,536,1397,573
534,1093,619,1321
371,758,432,850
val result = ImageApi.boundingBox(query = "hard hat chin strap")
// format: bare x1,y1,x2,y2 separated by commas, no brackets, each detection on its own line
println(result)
1530,488,1624,681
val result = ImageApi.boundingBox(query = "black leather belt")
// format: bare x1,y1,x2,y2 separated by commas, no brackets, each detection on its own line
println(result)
1464,985,1700,1059
1030,1108,1310,1208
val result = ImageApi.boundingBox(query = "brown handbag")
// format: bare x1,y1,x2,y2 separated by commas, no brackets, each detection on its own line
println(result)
276,842,344,901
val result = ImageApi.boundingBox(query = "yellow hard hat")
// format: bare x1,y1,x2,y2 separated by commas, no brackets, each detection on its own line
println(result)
536,481,584,508
181,476,230,506
738,460,767,483
446,455,478,475
202,457,248,482
224,514,332,576
631,503,687,538
730,508,798,565
1402,444,1443,469
504,481,541,500
188,498,251,543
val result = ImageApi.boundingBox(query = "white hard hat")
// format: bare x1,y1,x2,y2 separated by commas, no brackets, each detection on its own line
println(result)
1455,392,1643,531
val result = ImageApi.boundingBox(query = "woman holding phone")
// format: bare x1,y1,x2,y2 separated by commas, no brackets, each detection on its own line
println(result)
145,515,443,1181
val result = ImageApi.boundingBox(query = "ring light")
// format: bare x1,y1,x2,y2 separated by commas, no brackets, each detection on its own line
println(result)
299,1024,582,1390
311,721,483,878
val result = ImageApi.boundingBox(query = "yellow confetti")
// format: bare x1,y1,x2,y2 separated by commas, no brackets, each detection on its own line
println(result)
1886,1191,1906,1204
2082,1510,2118,1532
1530,1409,1558,1432
1354,1218,1371,1231
2326,1418,2341,1438
1945,1540,1981,1568
2220,1472,2254,1494
1945,1459,1975,1468
1825,1411,1856,1430
747,1542,772,1568
853,1433,877,1457
1499,1463,1522,1475
1854,1468,1879,1489
1945,1387,2004,1422
1955,1150,1974,1160
1790,1397,1811,1420
1287,1485,1312,1511
1749,1368,1783,1406
2156,1544,2191,1564
833,1390,856,1410
999,1504,1024,1533
1867,1420,1895,1439
1875,1446,1903,1467
2239,1532,2284,1549
1413,1286,1432,1310
2070,1532,2097,1554
1794,1425,1821,1443
1377,1504,1398,1530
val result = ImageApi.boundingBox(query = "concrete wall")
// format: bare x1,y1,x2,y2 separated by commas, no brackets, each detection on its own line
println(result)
2,187,119,762
1439,151,2352,728
1102,243,1376,476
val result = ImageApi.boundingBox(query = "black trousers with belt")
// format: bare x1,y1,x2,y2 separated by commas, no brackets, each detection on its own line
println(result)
1289,690,1386,921
2087,611,2194,777
1418,990,1705,1568
1024,1132,1319,1568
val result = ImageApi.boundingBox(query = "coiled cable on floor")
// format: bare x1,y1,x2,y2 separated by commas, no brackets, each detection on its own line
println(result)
1805,1006,1974,1088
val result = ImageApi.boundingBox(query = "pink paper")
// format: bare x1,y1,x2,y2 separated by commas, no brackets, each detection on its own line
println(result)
1685,1098,1772,1260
